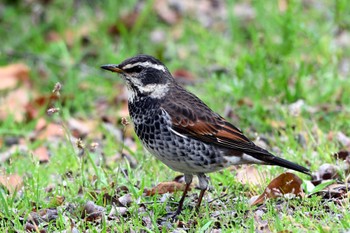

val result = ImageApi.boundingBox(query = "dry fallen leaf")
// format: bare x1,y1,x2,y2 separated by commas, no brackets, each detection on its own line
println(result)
267,119,286,129
334,150,350,161
0,63,29,90
108,206,128,219
0,87,31,122
68,118,98,138
81,201,105,222
237,97,254,107
154,0,180,25
25,94,60,120
33,146,50,163
288,99,304,117
235,165,266,186
35,118,48,131
254,209,270,233
312,183,348,199
336,132,350,149
0,173,23,193
311,163,339,186
173,69,196,85
34,122,65,141
25,223,40,232
144,181,189,196
49,196,65,207
278,0,288,12
118,193,132,207
250,172,304,206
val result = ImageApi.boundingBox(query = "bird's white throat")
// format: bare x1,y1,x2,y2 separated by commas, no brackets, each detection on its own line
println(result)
127,80,169,102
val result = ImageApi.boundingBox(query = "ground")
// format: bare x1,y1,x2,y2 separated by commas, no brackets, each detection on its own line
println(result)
0,0,350,232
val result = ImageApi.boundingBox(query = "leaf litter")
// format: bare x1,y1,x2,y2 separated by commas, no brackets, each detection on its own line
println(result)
2,1,350,231
2,59,350,232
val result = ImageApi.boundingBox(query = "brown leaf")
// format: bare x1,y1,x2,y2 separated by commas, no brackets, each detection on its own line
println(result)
314,183,348,199
108,11,139,36
336,132,350,149
33,146,50,163
25,94,60,120
250,172,304,206
267,119,286,129
254,209,270,232
0,87,31,122
81,201,105,221
46,22,93,47
0,63,29,90
108,206,128,219
68,118,98,138
144,181,189,196
25,223,40,232
311,164,339,185
49,196,65,207
35,122,65,141
333,150,350,161
35,118,48,131
235,165,266,186
173,69,196,85
237,97,254,107
118,193,132,207
39,208,59,223
154,0,180,25
278,0,288,12
0,173,23,193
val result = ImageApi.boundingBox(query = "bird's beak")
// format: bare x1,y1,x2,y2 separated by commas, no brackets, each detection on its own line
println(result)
100,64,124,73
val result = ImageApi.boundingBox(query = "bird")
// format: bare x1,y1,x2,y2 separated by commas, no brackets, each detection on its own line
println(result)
101,54,311,217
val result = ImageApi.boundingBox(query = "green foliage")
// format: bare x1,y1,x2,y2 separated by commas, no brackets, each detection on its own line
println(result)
1,0,350,231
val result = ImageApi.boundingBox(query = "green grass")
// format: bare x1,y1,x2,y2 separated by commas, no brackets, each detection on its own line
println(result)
1,0,350,231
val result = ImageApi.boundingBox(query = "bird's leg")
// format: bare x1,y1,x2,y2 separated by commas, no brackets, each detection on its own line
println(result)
173,182,191,216
195,189,207,212
171,174,193,218
196,174,209,212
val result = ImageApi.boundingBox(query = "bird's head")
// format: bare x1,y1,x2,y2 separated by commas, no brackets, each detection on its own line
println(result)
101,55,173,102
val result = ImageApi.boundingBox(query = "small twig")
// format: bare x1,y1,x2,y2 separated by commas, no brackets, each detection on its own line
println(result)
139,201,179,205
207,192,229,204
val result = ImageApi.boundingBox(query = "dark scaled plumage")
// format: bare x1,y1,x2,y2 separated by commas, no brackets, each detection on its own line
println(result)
101,54,311,217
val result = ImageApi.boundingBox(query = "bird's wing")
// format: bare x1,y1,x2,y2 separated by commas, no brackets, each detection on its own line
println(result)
165,106,265,155
160,86,311,175
161,85,263,154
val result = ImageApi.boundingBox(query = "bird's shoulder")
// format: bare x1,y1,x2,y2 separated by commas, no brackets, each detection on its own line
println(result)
160,83,252,145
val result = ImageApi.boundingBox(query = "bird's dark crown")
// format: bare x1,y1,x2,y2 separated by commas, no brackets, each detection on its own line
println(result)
103,54,172,85
119,55,164,71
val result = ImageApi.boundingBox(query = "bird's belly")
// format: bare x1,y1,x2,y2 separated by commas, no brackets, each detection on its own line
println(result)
142,140,225,174
134,122,226,174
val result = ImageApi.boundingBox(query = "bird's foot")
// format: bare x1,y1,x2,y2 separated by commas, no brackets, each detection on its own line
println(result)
165,207,182,221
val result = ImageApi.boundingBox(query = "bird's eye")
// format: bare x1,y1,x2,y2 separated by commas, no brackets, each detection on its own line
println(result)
135,66,143,72
126,65,142,73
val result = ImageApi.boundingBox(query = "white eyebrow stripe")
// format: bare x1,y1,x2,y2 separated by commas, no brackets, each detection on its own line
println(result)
122,61,166,72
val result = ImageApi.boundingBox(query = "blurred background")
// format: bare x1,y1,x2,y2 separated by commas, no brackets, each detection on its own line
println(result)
1,0,349,126
1,0,350,231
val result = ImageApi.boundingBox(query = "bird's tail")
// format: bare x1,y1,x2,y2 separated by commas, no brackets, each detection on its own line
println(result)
267,155,311,176
250,148,311,176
